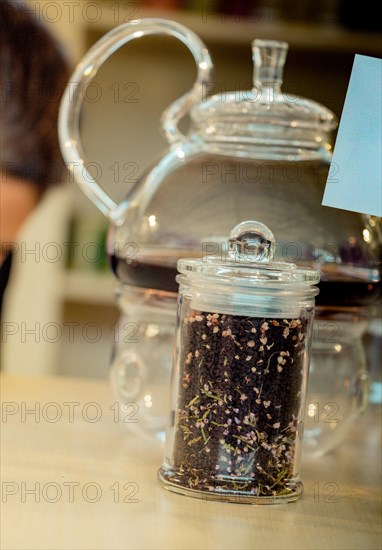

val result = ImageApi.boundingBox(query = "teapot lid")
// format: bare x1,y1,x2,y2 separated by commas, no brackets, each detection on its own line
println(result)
190,40,337,149
178,220,320,288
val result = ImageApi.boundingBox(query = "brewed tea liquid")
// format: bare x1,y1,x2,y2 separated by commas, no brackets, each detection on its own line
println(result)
109,250,381,307
110,252,180,293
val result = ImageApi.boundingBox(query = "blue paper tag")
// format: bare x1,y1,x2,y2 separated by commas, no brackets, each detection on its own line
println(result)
322,54,382,216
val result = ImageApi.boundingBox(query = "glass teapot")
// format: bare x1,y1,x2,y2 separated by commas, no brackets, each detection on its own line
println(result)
59,19,381,446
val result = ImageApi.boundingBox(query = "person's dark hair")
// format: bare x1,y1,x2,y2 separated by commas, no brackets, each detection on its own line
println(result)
0,0,70,193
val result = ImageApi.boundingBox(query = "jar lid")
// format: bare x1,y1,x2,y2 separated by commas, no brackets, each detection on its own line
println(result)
178,220,320,288
190,40,337,151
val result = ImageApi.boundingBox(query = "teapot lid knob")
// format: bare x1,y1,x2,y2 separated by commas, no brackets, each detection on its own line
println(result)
252,39,288,90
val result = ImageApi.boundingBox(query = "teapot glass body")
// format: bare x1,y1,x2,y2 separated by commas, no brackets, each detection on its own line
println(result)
58,20,381,450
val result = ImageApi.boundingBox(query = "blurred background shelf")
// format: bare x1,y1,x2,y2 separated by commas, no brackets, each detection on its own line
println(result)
64,270,116,306
61,269,118,379
90,5,382,54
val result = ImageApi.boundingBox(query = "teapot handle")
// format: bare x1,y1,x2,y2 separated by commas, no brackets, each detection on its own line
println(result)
59,18,213,220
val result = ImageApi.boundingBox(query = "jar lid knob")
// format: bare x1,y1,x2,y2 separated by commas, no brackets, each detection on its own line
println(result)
228,221,275,263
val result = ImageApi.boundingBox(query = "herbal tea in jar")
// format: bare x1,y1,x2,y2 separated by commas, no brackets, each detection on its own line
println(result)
158,221,320,504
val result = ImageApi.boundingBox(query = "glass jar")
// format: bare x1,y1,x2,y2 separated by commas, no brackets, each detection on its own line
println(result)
158,221,320,504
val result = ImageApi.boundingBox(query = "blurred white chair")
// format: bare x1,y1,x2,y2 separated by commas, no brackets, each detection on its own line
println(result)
1,184,73,375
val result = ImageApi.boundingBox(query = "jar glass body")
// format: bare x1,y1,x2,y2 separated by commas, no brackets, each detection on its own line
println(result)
158,274,316,503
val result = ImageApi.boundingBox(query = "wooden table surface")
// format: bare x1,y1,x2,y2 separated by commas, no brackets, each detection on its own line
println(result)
1,373,381,550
